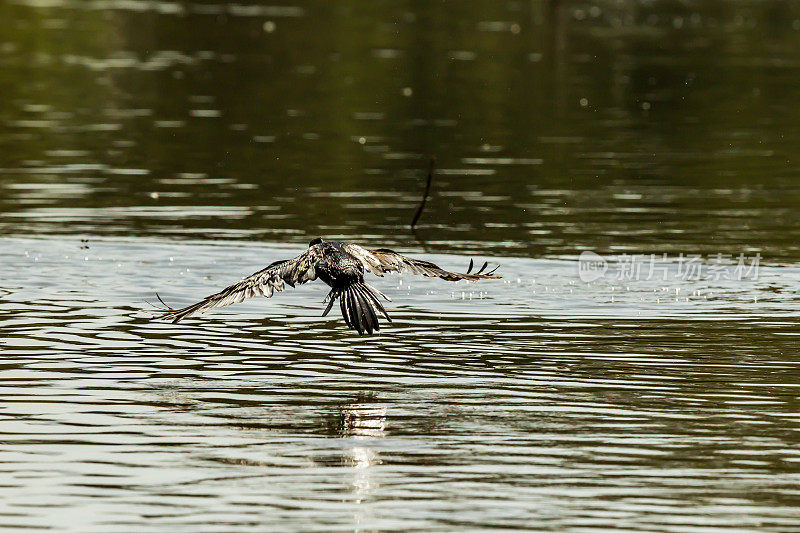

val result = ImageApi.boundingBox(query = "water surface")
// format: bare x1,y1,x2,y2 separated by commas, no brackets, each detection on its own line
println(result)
3,1,800,531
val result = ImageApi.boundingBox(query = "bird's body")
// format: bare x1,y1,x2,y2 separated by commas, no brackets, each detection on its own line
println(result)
152,238,499,335
313,241,364,288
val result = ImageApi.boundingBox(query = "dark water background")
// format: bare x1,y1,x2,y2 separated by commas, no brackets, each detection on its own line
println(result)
3,1,800,531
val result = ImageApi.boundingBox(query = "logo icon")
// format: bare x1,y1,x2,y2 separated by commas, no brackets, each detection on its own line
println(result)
578,251,607,282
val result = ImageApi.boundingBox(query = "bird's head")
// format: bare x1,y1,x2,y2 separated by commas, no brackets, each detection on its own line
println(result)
308,237,324,247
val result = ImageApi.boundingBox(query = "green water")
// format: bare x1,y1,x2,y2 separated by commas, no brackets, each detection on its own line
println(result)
2,1,800,531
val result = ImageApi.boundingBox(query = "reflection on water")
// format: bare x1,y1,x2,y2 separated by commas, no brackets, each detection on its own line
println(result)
4,1,800,258
3,0,800,530
2,238,800,530
324,396,386,517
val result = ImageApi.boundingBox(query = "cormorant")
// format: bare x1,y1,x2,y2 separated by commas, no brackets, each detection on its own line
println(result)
152,238,500,334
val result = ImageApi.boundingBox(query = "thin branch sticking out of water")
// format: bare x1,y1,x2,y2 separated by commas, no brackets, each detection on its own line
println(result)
410,157,435,230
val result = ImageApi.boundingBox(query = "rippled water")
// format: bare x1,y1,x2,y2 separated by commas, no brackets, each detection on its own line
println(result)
3,238,800,530
4,0,800,259
4,0,800,531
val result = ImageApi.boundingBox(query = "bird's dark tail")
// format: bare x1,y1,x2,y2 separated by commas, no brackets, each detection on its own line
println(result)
322,282,391,335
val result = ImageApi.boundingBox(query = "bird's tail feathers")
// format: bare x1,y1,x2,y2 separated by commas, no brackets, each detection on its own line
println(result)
365,282,391,302
324,282,391,335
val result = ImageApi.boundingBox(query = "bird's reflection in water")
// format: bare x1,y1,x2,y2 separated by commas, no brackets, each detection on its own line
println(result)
154,384,388,526
333,403,386,439
319,395,387,517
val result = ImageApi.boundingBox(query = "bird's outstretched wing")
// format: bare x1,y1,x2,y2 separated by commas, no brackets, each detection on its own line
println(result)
341,244,500,282
151,247,321,323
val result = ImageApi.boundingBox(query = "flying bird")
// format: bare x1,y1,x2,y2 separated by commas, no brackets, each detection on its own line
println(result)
151,238,500,334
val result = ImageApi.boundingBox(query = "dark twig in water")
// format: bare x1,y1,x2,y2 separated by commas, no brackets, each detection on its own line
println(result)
410,157,435,230
410,226,431,253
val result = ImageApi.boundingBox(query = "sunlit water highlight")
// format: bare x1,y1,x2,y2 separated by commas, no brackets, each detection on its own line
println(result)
2,237,800,531
4,0,800,529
